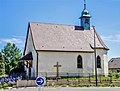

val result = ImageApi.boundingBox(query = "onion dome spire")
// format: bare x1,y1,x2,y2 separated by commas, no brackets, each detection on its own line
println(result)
79,0,91,30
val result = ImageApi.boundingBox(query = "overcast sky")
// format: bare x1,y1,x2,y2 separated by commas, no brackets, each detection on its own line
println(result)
0,0,120,60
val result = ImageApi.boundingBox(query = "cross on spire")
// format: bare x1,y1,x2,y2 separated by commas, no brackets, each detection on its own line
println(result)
84,0,86,10
54,62,62,78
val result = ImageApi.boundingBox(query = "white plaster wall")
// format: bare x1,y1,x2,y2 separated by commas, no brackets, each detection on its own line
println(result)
103,54,108,76
25,28,37,77
37,49,108,77
38,51,94,77
96,49,108,76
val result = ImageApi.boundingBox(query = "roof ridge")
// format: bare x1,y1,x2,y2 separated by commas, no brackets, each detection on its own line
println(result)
30,22,75,27
112,57,120,59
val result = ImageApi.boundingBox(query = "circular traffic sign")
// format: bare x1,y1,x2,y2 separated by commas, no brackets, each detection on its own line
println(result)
36,77,45,86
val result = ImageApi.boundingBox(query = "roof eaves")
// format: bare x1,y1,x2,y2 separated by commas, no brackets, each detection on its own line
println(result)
23,22,30,55
29,23,37,51
93,27,109,50
36,49,94,53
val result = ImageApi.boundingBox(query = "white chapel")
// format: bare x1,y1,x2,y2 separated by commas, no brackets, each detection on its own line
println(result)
20,1,109,78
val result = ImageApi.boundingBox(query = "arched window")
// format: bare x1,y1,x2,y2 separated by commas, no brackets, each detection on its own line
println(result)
77,55,83,68
97,56,101,68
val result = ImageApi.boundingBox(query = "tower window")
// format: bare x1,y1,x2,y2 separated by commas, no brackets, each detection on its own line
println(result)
85,19,89,23
77,55,83,68
97,56,101,68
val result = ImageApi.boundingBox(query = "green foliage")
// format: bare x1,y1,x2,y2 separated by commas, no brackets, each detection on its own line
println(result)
108,70,112,74
115,74,119,79
69,83,116,87
0,82,10,89
0,85,2,89
2,83,9,88
0,52,5,75
112,73,120,79
2,43,23,74
0,74,8,78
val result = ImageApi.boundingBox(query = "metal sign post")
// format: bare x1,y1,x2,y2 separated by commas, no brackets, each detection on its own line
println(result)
38,86,42,91
36,77,45,91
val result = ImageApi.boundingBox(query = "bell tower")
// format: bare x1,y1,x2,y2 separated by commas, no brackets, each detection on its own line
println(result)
80,0,91,30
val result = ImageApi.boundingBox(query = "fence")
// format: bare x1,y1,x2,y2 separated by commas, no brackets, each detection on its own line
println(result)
37,72,120,86
15,72,120,87
38,72,95,77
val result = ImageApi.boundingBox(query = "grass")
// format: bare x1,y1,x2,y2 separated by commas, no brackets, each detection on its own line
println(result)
60,73,120,82
60,76,109,81
47,83,120,87
69,83,117,87
47,73,120,87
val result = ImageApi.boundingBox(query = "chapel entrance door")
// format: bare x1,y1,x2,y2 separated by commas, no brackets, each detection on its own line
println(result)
19,52,33,79
29,67,31,78
27,60,32,79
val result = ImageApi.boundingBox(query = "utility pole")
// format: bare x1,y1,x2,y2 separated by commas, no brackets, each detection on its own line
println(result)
93,26,98,86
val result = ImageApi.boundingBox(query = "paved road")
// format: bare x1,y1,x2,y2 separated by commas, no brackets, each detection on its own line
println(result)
1,87,120,91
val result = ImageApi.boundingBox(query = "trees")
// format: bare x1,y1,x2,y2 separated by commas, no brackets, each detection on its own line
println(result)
0,52,5,75
2,43,24,74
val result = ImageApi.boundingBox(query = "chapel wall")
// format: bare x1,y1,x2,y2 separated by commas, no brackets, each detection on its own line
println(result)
37,51,94,77
96,49,108,76
24,28,37,77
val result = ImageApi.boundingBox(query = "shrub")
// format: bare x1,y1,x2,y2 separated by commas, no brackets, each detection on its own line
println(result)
0,82,9,89
115,74,119,79
0,84,2,89
3,83,9,88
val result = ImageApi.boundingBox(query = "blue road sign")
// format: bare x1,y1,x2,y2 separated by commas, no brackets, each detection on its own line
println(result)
36,77,45,86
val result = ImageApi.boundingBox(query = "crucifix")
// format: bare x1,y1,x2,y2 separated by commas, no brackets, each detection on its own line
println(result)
54,61,62,78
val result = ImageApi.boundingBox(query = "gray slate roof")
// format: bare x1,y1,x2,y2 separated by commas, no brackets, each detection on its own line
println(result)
27,22,108,52
109,58,120,69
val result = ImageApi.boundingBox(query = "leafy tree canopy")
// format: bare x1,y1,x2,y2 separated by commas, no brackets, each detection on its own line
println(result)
2,43,24,74
0,51,5,75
